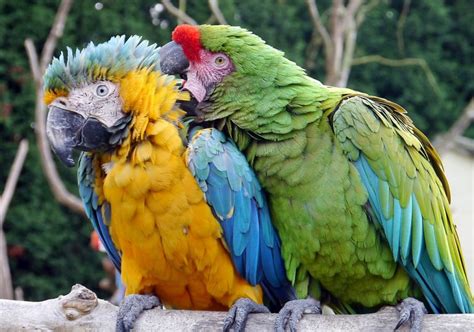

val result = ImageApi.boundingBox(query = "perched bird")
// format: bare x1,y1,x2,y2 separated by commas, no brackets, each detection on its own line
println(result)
160,24,474,331
43,35,294,331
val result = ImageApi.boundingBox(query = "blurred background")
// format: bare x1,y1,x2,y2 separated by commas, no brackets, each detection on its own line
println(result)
0,0,472,302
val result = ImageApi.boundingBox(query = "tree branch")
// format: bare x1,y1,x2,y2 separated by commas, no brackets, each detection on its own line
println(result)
355,0,379,27
434,99,474,153
208,0,228,25
24,0,85,216
345,0,363,21
351,55,441,94
0,284,473,330
335,0,363,87
0,139,28,299
0,140,29,226
161,0,198,25
306,0,333,59
396,0,411,55
39,0,74,72
25,42,41,83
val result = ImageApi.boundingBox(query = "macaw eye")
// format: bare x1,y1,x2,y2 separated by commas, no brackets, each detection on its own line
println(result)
214,55,228,68
96,84,109,97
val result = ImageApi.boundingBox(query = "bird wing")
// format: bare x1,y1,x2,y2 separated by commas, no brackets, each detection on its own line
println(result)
186,127,294,308
331,95,472,313
78,153,121,271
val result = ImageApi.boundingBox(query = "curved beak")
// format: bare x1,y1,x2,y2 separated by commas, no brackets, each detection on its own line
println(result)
46,101,85,167
159,41,189,75
46,97,126,167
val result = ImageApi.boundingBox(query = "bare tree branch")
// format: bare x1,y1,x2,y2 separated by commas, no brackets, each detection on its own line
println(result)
0,140,29,225
25,42,41,83
338,14,357,87
435,99,474,153
332,0,363,87
24,0,85,216
0,232,12,300
396,0,411,55
305,0,380,86
351,55,441,94
205,15,218,25
208,0,228,25
0,139,29,299
326,0,345,85
39,0,74,72
304,32,323,71
355,0,379,27
1,284,474,330
162,0,197,25
306,0,333,59
345,0,363,20
177,0,186,25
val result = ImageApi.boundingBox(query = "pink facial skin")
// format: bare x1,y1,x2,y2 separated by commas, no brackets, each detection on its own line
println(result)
183,49,234,102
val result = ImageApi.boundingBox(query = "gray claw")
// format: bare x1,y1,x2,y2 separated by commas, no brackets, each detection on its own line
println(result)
275,298,321,332
395,297,427,332
222,298,270,332
116,294,162,332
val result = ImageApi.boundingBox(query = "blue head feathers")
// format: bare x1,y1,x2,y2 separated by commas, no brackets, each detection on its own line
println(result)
43,35,161,92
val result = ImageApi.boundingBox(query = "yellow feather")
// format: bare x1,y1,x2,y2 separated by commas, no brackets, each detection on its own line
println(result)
93,70,263,310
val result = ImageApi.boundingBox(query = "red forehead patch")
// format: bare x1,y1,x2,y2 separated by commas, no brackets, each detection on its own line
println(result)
172,25,202,62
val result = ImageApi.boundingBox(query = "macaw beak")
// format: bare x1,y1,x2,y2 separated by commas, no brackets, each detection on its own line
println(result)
159,41,203,116
159,41,189,75
46,99,84,167
46,97,121,167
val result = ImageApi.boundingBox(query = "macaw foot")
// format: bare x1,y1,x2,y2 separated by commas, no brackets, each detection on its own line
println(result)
222,298,270,332
394,297,427,332
115,294,162,332
275,298,322,332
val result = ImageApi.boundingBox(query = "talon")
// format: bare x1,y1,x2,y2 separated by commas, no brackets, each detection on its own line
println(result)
275,298,321,332
394,297,427,332
116,294,161,332
223,298,269,332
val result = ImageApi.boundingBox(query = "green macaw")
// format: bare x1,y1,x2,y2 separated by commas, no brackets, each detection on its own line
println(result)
159,24,473,331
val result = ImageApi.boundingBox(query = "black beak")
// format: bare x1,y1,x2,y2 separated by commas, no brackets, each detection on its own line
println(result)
46,99,122,167
46,104,85,167
159,41,189,75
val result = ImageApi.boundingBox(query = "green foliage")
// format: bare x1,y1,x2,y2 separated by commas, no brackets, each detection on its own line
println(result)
0,0,471,300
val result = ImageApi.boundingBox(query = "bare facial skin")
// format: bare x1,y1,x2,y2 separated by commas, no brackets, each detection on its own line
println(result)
183,50,234,102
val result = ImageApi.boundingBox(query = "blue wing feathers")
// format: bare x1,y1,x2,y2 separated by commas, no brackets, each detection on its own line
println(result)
354,155,472,313
392,199,402,262
78,153,121,271
400,195,413,264
411,196,423,267
187,128,295,309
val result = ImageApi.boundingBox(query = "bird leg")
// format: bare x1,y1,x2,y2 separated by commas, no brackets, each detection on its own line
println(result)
115,294,162,332
222,298,270,332
394,297,427,332
275,297,322,332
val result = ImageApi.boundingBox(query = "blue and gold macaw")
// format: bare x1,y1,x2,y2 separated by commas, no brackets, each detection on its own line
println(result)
43,36,294,331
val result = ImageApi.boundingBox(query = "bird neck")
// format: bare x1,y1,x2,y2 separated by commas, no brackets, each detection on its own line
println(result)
118,69,188,144
217,77,353,156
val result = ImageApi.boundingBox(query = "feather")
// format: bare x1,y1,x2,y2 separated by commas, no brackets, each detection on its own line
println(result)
187,128,295,308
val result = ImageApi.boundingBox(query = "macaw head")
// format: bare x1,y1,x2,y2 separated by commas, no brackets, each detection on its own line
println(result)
159,25,308,134
44,35,186,166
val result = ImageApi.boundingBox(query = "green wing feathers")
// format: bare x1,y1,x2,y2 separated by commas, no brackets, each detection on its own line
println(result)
332,95,473,313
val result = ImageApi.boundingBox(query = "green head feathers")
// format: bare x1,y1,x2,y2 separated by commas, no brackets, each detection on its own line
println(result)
43,35,161,92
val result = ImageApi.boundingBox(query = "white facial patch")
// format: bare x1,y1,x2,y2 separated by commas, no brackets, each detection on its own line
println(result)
67,81,126,127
